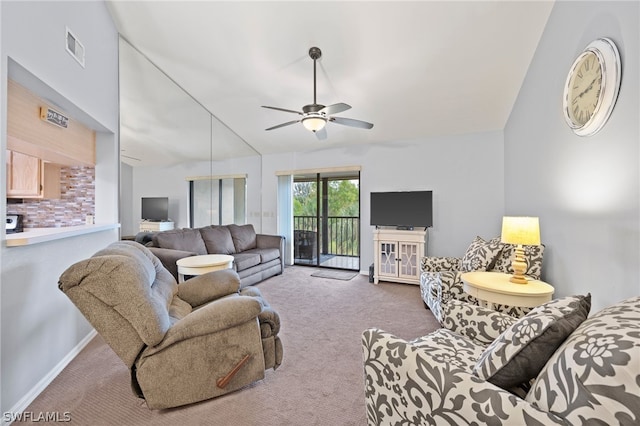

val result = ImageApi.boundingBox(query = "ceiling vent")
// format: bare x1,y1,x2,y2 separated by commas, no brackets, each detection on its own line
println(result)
65,27,85,68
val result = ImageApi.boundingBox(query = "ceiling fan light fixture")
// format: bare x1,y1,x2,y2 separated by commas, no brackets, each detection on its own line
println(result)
262,46,373,135
302,115,327,132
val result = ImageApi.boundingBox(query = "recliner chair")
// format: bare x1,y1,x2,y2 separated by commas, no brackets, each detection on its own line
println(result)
58,241,282,409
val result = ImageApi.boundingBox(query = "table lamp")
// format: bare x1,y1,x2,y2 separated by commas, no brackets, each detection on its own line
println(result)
501,216,540,284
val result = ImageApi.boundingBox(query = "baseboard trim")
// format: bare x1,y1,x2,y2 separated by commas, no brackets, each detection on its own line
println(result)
2,330,97,426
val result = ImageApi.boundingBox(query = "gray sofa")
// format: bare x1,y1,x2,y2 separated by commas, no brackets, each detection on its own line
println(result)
142,224,284,287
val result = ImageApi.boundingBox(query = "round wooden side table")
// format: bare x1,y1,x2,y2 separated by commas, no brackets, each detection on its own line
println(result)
460,271,554,309
176,254,234,283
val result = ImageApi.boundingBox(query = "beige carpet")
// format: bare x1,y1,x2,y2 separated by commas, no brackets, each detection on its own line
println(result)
23,266,439,425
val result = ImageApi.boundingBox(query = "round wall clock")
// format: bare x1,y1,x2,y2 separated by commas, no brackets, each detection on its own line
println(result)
562,37,621,137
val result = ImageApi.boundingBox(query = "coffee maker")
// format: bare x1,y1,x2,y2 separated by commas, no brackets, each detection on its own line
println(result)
6,214,24,233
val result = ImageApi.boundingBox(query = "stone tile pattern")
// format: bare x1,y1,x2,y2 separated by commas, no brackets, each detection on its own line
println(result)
7,166,95,228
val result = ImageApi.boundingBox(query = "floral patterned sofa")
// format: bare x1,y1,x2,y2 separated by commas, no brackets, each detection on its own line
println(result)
362,295,640,426
420,236,545,322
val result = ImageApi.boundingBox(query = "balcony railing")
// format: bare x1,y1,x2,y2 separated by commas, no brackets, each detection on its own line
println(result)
293,215,360,257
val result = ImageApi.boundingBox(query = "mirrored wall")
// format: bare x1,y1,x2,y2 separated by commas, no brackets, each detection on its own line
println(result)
119,37,261,231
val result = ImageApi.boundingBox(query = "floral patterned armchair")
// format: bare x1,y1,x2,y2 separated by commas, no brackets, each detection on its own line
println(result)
362,295,640,426
420,236,545,322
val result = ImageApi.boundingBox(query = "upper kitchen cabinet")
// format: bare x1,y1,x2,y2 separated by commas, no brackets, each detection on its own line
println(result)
7,79,96,166
6,150,61,199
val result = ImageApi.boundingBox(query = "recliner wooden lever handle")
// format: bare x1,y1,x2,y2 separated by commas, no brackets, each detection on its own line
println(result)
217,354,251,389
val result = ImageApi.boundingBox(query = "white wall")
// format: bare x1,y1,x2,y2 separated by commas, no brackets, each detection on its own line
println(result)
133,128,504,271
0,1,119,415
262,131,505,272
505,1,639,313
132,131,504,273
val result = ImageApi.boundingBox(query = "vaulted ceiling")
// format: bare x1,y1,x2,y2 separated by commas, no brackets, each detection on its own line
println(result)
107,1,554,167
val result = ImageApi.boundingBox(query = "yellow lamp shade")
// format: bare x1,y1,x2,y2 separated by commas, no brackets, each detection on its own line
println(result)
501,216,540,246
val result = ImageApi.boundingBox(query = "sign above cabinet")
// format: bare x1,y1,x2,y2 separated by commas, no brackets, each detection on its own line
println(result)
7,79,95,166
40,107,69,129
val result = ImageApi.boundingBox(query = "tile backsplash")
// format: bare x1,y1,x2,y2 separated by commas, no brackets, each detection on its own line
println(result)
7,166,95,228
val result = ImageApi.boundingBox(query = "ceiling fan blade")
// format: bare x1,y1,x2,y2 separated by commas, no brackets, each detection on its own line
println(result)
315,127,328,140
266,120,300,131
262,105,302,115
330,116,374,130
320,102,351,115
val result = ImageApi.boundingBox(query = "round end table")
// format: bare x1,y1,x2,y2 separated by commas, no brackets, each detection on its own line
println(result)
176,254,234,283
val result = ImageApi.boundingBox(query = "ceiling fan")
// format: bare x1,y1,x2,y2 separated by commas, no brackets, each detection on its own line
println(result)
262,47,374,140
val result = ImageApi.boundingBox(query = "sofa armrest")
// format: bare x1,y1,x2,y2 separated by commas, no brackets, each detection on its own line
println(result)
256,233,284,249
147,296,261,354
177,269,241,308
420,256,461,272
421,270,463,321
148,247,197,279
256,233,285,271
256,306,280,338
362,329,564,426
441,300,517,346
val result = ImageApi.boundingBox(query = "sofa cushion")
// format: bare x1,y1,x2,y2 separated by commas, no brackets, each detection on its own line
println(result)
94,241,177,308
492,243,545,280
233,252,261,271
153,228,207,255
200,226,236,255
472,294,591,389
94,241,156,286
244,248,280,264
525,296,640,424
58,254,172,347
410,328,487,371
228,224,257,252
460,236,503,272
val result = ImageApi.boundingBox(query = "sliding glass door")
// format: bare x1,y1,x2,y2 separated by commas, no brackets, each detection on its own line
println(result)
293,171,360,271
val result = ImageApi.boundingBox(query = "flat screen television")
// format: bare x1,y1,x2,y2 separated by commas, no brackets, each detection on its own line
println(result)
141,197,169,222
370,191,433,229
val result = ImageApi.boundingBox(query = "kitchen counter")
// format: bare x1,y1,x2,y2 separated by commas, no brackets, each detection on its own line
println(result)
5,223,120,247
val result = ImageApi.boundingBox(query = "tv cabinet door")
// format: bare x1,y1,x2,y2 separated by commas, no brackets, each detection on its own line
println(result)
372,228,426,285
398,241,419,280
377,241,398,278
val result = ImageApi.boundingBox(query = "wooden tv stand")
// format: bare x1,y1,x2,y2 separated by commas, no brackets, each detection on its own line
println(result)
139,221,174,233
373,228,426,285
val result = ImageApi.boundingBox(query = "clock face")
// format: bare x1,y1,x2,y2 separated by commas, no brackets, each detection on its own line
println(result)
567,51,602,127
562,38,621,137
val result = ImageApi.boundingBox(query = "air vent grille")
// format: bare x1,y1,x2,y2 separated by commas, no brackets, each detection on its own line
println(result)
65,27,85,68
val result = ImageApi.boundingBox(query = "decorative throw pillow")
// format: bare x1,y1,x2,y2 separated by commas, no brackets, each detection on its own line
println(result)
493,243,545,280
459,236,503,272
153,228,208,255
200,226,236,254
472,294,591,389
227,224,257,252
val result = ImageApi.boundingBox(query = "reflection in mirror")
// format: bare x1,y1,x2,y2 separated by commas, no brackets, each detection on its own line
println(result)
190,177,246,227
119,36,261,231
119,38,211,167
119,36,259,166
